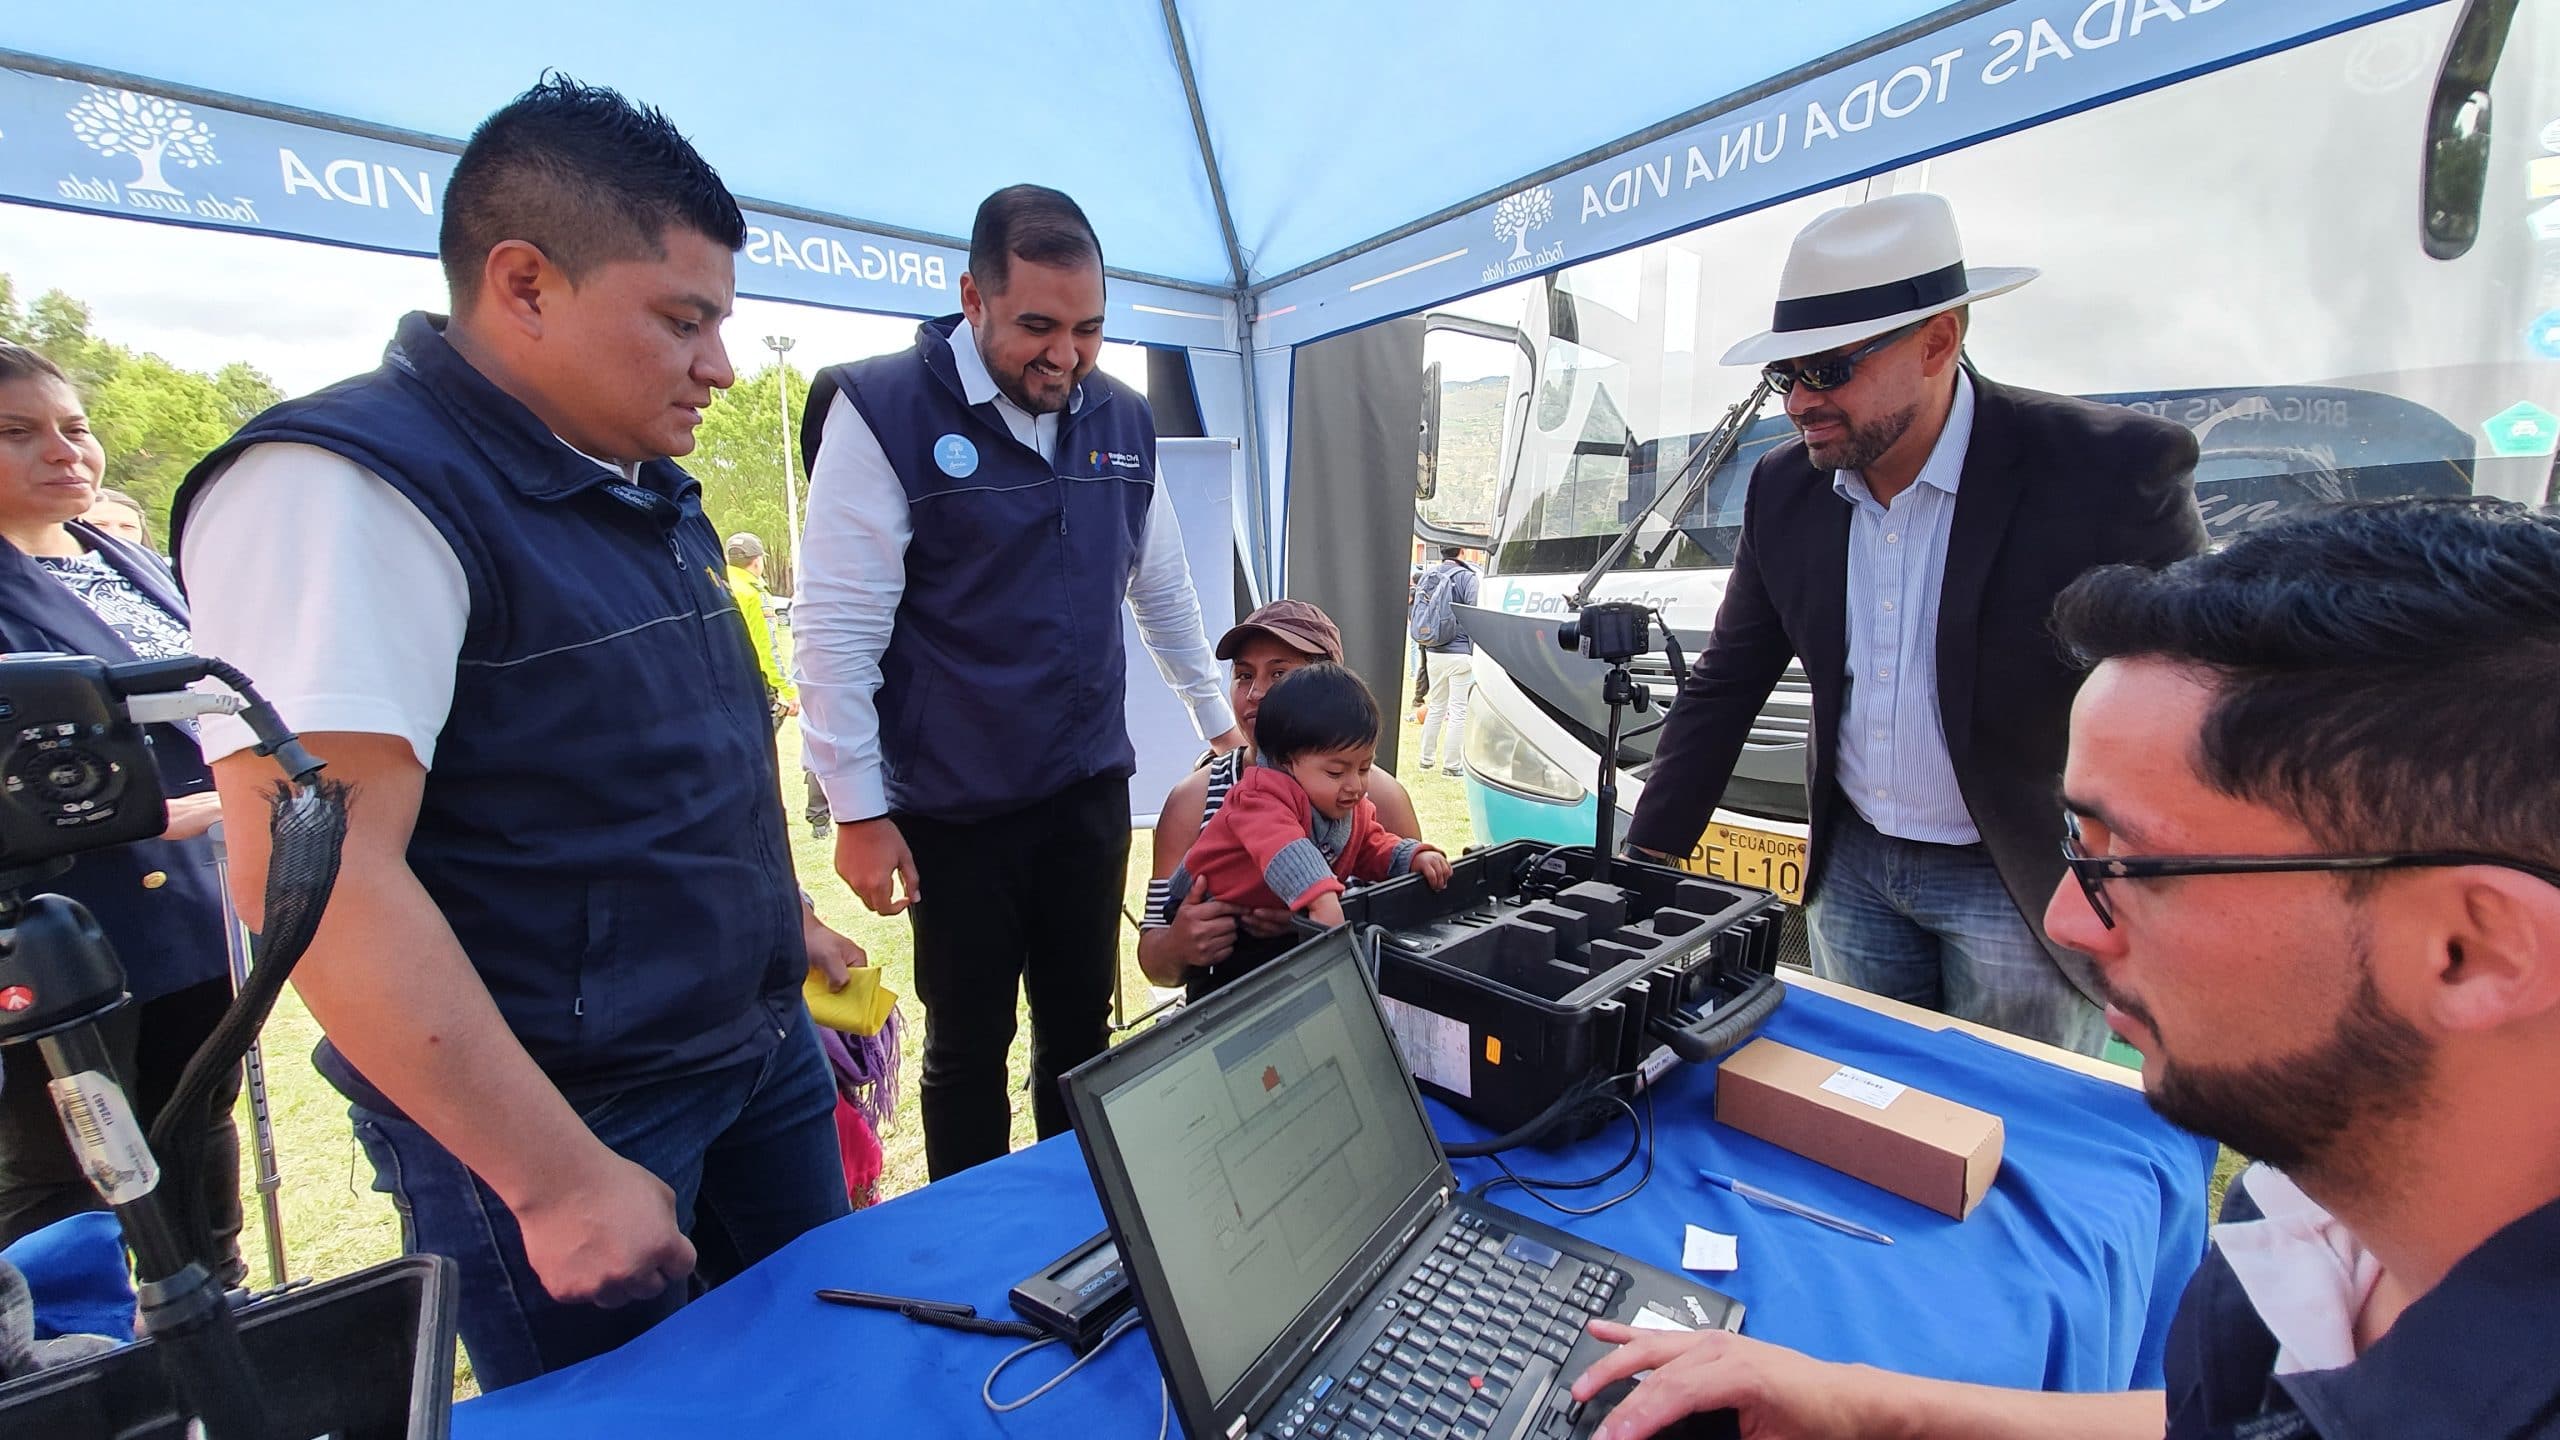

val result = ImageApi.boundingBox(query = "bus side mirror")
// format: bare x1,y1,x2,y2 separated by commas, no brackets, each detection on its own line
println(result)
2421,0,2519,261
1418,359,1443,501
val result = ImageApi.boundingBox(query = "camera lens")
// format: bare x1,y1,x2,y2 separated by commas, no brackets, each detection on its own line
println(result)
1558,621,1581,652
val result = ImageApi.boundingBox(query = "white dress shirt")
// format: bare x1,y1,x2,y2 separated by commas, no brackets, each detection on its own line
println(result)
1833,369,1978,844
794,319,1233,821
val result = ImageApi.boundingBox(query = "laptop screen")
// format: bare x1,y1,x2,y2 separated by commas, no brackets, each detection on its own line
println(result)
1089,937,1442,1402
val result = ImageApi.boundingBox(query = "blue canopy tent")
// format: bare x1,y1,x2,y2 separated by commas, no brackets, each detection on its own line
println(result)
0,0,2439,607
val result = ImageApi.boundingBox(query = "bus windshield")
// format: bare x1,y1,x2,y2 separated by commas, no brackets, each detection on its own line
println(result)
1474,4,2559,581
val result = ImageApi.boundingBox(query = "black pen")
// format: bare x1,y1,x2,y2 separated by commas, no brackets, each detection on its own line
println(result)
815,1287,977,1318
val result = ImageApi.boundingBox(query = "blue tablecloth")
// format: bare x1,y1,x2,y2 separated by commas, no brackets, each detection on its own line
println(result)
457,984,2214,1438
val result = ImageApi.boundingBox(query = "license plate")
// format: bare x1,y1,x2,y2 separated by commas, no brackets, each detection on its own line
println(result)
1691,821,1807,904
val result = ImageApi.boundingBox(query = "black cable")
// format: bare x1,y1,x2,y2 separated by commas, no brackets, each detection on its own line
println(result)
147,777,349,1277
1494,1097,1644,1194
106,655,346,1279
1470,1090,1656,1218
1440,1071,1620,1159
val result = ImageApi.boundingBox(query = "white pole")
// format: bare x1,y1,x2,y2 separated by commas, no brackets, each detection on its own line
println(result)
763,335,800,587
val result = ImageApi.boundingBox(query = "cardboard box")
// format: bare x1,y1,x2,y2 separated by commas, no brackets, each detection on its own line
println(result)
1714,1039,2003,1218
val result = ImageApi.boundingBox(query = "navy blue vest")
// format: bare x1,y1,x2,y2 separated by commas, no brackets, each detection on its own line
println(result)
0,524,227,1004
171,312,804,1099
805,315,1157,822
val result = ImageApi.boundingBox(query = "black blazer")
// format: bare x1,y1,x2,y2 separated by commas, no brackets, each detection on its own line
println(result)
0,521,229,1002
1625,375,2205,1003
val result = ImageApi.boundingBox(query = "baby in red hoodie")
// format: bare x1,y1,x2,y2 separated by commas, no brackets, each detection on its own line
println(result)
1168,663,1452,929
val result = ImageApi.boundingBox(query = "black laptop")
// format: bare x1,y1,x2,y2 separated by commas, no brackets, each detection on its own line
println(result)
1064,927,1743,1440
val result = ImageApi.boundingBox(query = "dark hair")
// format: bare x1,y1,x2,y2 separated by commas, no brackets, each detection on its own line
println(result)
439,75,746,305
968,184,1102,294
1438,545,1465,561
0,341,69,387
2052,498,2560,866
1255,663,1381,766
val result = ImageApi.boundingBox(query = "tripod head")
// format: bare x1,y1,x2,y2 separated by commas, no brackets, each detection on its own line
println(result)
0,859,126,1047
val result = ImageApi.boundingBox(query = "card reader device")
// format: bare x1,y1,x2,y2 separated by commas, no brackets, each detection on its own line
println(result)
1008,1229,1135,1354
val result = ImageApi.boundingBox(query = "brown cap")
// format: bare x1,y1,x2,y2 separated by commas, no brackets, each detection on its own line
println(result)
1215,598,1343,662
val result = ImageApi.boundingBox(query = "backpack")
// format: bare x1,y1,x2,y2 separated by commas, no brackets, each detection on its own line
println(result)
1408,563,1465,648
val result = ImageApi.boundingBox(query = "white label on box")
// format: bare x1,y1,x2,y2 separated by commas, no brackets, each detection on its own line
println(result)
1819,1064,1908,1110
1378,995,1472,1100
1680,1224,1738,1273
48,1070,159,1204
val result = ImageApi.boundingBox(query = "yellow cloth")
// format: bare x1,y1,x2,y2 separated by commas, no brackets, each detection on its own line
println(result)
804,965,898,1036
725,563,793,702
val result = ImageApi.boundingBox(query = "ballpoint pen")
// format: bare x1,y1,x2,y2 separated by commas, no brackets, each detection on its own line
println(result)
1698,1168,1895,1245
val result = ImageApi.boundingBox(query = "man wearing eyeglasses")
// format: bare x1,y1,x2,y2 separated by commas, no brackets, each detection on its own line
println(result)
1573,497,2560,1438
1624,193,2203,1054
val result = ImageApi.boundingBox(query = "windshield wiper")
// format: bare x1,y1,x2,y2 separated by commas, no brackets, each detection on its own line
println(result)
1566,377,1774,609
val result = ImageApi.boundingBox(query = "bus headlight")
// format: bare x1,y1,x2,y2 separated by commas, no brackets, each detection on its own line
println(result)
1462,702,1585,804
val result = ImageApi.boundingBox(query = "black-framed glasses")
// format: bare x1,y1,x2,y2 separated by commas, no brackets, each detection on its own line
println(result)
2059,812,2560,929
1760,320,1927,395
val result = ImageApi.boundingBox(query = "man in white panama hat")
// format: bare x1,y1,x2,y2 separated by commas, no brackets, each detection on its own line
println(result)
1625,192,2205,1055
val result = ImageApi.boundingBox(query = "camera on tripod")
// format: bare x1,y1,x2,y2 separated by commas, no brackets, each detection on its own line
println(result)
1556,600,1653,665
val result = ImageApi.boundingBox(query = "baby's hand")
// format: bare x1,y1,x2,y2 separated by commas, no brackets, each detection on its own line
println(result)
1306,893,1349,929
1415,848,1453,890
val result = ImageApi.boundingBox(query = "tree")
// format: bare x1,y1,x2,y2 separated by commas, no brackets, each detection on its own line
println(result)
67,88,218,195
1493,186,1554,263
86,354,236,527
210,362,283,427
27,289,101,379
0,276,23,345
687,362,809,591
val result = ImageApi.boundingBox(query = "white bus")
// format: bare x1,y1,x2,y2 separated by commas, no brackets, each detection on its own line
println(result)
1413,2,2559,946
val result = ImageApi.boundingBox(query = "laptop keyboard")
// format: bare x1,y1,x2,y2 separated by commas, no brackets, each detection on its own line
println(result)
1260,1211,1628,1440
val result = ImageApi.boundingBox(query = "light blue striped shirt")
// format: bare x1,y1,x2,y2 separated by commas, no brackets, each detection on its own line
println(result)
1832,371,1979,844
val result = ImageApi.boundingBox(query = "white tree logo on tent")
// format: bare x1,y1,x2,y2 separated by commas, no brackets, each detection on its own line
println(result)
67,88,217,195
1493,186,1554,263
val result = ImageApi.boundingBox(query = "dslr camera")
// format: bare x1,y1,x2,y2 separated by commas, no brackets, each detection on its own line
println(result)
1556,601,1654,666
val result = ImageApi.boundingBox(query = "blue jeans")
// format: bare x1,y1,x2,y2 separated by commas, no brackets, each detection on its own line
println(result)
1807,807,2107,1056
348,1009,848,1390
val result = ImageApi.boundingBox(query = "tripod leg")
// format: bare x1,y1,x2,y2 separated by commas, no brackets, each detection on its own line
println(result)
36,1018,271,1438
241,1040,286,1287
211,823,287,1285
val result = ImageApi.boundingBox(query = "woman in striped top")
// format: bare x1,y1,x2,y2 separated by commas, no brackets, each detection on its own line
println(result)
1138,599,1424,998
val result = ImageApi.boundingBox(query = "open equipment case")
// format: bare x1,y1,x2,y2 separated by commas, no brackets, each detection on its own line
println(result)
1305,840,1787,1140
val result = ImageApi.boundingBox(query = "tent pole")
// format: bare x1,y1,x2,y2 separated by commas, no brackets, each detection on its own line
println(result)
1155,0,1277,598
1234,327,1272,603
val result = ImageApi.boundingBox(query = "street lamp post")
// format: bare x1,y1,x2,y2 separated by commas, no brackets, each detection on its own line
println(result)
762,334,800,586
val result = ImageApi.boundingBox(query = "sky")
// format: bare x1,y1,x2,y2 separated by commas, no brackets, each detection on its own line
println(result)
0,201,1147,398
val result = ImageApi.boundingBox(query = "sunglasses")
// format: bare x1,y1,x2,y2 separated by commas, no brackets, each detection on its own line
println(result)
1760,320,1927,395
2058,811,2560,930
